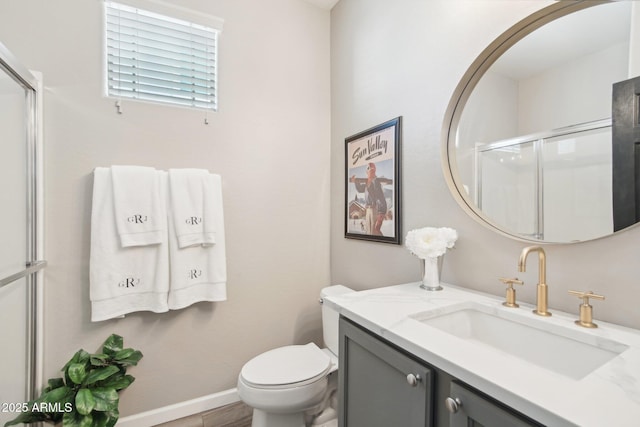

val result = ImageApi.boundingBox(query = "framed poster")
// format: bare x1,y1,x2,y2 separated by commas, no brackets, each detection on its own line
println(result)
345,117,402,244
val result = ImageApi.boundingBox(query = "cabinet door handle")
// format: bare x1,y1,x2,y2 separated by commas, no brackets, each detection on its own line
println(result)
445,397,463,414
406,373,421,387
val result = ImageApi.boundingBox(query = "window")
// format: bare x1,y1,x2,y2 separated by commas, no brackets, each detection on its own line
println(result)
105,1,221,111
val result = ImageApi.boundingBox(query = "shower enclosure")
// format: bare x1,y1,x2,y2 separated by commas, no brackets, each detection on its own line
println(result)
475,119,613,242
0,42,44,423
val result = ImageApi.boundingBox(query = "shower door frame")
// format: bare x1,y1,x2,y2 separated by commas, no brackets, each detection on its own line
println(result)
0,42,45,402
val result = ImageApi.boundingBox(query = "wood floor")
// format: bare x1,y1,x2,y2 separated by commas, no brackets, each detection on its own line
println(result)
154,401,253,427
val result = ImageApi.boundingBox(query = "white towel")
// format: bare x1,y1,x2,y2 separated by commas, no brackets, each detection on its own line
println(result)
90,168,170,321
168,173,227,310
111,165,165,247
168,169,216,248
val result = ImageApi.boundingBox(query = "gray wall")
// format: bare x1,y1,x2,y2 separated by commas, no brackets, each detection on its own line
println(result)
330,0,640,330
0,0,330,416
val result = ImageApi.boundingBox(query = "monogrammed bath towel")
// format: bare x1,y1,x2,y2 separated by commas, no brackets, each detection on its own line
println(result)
168,173,227,310
90,168,170,321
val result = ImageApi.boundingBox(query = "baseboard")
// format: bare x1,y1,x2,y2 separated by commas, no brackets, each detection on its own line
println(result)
118,388,240,427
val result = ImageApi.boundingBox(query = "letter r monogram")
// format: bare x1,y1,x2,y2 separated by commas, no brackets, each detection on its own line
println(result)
127,215,148,224
185,216,202,225
118,277,140,288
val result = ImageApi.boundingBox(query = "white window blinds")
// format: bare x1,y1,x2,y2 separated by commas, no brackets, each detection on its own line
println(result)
105,1,219,111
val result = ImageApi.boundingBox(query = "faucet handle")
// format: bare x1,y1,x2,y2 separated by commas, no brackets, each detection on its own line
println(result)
568,290,605,328
500,277,523,286
499,277,523,308
568,290,605,302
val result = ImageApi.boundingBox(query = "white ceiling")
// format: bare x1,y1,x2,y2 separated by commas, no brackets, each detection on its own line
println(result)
301,0,339,10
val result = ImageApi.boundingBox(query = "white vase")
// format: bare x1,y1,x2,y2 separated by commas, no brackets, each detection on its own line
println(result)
420,256,443,291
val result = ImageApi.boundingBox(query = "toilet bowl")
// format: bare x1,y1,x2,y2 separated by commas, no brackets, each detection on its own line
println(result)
237,285,353,427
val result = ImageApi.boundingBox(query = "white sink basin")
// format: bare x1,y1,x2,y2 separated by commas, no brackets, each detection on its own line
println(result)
411,302,628,380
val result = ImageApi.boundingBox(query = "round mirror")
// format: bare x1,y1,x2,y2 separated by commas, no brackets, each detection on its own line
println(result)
442,1,640,243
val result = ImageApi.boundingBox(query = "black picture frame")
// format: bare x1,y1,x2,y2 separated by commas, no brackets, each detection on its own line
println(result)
344,117,402,244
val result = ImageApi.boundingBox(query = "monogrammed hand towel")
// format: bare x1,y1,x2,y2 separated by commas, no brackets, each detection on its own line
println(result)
111,165,165,247
168,168,216,248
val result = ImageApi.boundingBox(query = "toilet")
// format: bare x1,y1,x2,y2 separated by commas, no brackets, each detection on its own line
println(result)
237,285,354,427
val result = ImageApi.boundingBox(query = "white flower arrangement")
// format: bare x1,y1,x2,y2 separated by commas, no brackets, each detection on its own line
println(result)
405,227,458,259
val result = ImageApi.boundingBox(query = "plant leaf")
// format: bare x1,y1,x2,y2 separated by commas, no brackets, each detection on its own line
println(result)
114,348,134,360
102,334,124,356
63,349,89,383
99,373,135,391
43,377,65,393
115,349,143,366
84,365,120,385
3,410,48,426
91,412,108,427
106,413,119,427
8,385,74,426
90,353,110,366
91,387,119,412
38,385,74,406
75,389,96,416
63,349,89,369
91,411,119,427
63,410,94,427
67,362,88,385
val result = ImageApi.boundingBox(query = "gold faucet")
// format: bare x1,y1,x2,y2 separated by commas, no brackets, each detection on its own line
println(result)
518,246,552,317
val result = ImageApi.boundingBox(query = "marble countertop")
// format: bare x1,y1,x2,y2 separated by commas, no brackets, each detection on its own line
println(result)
324,282,640,427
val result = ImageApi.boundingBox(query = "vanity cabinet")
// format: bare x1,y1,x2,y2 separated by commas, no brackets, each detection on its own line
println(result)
339,317,542,427
339,316,434,426
447,381,542,427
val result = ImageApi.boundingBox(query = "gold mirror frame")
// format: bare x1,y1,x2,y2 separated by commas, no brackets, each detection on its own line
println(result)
441,0,614,243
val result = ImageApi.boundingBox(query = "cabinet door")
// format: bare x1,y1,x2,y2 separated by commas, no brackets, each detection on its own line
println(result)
339,317,434,427
447,382,542,427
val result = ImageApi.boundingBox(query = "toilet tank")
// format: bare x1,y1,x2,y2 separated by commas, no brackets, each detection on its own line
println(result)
321,285,354,355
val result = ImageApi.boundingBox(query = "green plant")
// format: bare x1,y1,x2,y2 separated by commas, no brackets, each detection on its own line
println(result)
5,334,143,427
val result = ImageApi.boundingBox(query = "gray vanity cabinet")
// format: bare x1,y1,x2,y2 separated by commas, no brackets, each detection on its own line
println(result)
339,317,434,427
339,317,543,427
447,382,542,427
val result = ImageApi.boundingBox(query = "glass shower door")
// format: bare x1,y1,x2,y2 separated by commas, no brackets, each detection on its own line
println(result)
0,60,28,280
0,60,30,422
0,43,44,425
0,279,29,423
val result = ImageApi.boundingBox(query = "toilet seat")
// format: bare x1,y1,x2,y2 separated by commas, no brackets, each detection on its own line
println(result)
240,343,331,390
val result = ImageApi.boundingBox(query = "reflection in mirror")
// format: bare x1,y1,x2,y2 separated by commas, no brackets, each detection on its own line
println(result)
447,1,640,243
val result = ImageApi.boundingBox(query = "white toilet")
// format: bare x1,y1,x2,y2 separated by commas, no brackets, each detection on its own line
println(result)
237,285,353,427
